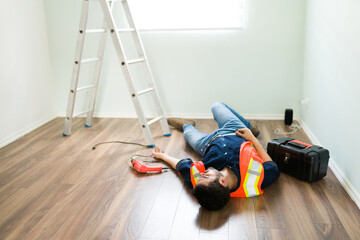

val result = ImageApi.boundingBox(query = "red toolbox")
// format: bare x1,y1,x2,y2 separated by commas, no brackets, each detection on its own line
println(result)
267,137,330,182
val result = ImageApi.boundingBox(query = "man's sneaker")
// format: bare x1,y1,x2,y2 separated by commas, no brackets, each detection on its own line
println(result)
167,118,195,131
251,125,260,138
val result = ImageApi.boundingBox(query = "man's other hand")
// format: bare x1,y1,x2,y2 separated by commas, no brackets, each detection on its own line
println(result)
236,128,255,142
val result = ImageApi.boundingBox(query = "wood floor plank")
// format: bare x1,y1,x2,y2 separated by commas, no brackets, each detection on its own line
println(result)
319,170,360,240
80,119,165,240
293,178,342,225
279,174,350,240
257,228,291,240
0,160,81,237
16,119,135,239
139,131,187,240
198,232,228,240
87,170,146,240
198,206,230,236
254,167,288,230
0,119,71,183
117,128,173,240
267,174,308,240
313,223,351,240
22,119,134,239
228,198,258,240
0,118,64,159
168,186,200,240
11,184,73,240
0,118,100,190
72,122,158,239
139,173,184,239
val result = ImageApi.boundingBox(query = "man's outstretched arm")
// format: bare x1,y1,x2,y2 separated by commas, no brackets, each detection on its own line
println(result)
235,128,273,163
152,148,182,169
152,148,194,188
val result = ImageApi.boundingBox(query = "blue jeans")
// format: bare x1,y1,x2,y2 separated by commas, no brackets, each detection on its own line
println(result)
183,102,251,156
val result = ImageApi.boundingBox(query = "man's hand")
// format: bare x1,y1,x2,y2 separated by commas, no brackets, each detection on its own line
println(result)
236,128,255,142
152,147,168,161
152,147,181,169
236,128,273,162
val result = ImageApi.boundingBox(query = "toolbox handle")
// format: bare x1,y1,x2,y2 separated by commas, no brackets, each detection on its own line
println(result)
288,140,312,149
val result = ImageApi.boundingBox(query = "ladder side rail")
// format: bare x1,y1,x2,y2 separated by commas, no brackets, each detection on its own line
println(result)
122,1,171,136
122,1,152,88
98,0,155,146
85,1,115,127
64,0,91,136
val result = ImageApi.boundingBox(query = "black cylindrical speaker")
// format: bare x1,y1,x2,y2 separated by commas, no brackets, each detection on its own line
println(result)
285,109,293,125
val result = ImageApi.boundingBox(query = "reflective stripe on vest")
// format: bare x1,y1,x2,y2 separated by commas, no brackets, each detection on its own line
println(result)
230,141,264,198
243,157,263,197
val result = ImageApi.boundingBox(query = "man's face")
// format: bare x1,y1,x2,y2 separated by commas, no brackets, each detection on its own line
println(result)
196,167,222,186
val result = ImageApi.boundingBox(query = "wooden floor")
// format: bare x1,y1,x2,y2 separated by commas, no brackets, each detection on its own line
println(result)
0,118,359,240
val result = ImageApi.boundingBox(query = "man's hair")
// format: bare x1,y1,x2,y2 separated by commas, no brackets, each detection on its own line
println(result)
192,177,230,210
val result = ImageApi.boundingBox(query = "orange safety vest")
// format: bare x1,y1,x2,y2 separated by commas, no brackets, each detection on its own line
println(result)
190,161,206,187
190,141,264,198
230,141,264,197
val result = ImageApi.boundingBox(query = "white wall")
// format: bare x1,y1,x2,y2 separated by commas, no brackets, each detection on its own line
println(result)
43,0,306,117
302,0,360,200
0,0,56,148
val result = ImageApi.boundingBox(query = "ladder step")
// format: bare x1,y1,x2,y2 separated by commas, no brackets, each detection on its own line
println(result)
81,58,101,64
117,28,135,32
127,58,145,64
147,116,164,126
137,87,153,96
77,84,96,92
85,29,106,33
73,109,91,118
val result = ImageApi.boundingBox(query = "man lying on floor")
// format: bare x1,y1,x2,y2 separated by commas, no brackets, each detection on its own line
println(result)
152,102,280,210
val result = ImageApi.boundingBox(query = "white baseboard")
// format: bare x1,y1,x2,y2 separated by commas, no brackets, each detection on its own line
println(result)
166,113,300,120
299,118,360,209
57,112,138,118
167,113,288,120
57,112,290,120
0,114,57,149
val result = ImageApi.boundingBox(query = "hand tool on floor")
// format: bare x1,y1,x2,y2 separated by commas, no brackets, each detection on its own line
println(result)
92,140,169,173
131,159,169,173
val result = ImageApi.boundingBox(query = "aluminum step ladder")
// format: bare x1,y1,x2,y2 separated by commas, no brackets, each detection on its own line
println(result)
63,0,171,147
